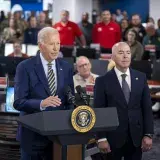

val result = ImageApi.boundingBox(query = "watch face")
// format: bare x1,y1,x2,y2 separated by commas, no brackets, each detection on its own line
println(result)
6,87,19,113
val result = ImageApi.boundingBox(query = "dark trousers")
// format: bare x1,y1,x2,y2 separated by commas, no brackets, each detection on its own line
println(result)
20,143,52,160
106,134,142,160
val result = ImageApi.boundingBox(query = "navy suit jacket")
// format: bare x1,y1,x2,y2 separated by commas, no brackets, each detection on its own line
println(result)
94,68,154,148
13,53,74,153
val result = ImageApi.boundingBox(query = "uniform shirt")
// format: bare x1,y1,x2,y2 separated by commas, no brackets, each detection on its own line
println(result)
73,72,98,91
92,21,121,49
53,21,82,45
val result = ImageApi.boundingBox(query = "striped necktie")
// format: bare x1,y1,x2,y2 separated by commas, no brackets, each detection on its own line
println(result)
47,63,56,96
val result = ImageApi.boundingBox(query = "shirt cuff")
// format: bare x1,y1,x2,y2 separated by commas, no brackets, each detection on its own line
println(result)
40,100,45,111
98,138,107,143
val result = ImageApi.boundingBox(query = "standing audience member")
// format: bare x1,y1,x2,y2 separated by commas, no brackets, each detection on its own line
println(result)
126,29,144,61
2,18,17,43
94,42,153,160
37,12,50,29
120,19,129,40
116,9,124,23
78,12,93,46
24,16,40,45
92,10,121,51
53,10,86,47
124,14,146,43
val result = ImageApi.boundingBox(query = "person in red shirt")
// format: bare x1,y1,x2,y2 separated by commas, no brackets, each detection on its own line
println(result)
92,10,121,50
7,41,29,58
53,10,86,46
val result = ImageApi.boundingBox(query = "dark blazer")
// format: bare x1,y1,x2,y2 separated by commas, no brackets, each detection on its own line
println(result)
13,53,74,153
94,68,153,148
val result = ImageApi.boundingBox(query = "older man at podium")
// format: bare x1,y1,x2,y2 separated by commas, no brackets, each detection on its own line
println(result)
14,27,74,160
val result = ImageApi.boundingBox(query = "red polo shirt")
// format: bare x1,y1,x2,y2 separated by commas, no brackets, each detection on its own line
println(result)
92,21,121,49
53,21,82,45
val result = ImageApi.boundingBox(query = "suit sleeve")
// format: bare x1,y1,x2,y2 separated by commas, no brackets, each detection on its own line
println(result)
94,77,107,108
141,74,154,134
13,63,42,113
94,77,107,139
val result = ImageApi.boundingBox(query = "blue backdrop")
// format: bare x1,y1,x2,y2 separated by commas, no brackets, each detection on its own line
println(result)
11,0,43,11
100,0,149,22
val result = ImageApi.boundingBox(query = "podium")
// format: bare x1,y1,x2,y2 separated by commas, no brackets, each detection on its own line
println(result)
18,107,119,160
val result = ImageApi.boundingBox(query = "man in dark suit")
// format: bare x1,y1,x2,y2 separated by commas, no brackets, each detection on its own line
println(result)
13,27,74,160
94,42,153,160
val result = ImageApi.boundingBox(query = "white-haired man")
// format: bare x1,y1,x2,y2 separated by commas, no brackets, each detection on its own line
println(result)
14,27,74,160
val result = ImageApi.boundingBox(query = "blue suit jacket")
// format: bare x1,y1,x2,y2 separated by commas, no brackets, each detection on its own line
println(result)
94,68,154,148
13,53,74,153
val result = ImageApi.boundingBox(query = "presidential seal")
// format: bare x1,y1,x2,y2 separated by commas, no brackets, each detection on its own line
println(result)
71,105,96,133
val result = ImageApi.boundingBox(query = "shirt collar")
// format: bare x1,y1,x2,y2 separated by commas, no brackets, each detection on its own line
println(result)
40,52,56,67
114,66,130,78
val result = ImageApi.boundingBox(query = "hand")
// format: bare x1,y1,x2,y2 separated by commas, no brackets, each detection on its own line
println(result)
97,140,111,154
41,95,61,108
141,136,153,152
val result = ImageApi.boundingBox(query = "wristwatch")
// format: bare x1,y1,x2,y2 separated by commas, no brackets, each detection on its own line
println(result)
145,134,153,139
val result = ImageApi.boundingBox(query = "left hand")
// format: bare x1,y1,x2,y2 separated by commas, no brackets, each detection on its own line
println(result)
141,136,153,152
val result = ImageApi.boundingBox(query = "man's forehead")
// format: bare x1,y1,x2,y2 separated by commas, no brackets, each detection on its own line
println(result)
77,58,89,65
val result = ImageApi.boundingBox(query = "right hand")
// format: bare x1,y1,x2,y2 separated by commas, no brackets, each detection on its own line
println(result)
41,95,61,108
97,140,111,154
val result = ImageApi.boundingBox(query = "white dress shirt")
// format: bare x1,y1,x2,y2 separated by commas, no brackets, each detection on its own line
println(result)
40,53,57,110
98,67,131,143
114,67,131,91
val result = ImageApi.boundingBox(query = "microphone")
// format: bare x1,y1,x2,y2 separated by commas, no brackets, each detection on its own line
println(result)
75,85,89,105
65,86,76,106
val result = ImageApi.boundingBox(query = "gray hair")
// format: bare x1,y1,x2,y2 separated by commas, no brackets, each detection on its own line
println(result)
76,56,90,65
112,42,129,56
38,27,59,44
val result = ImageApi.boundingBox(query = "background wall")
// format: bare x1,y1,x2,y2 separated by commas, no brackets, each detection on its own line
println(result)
100,0,149,22
150,0,160,28
52,0,92,24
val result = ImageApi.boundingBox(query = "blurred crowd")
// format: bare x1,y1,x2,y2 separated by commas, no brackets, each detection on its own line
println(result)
0,9,160,60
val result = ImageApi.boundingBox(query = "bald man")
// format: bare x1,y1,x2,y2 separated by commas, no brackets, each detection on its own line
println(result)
73,56,98,91
14,27,74,160
94,42,153,160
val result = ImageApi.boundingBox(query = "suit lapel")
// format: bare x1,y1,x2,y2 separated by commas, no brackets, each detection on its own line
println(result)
34,53,50,95
110,69,128,107
55,59,64,95
128,69,138,107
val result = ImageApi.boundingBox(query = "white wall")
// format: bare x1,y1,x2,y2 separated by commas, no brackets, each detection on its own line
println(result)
150,0,159,28
52,0,92,24
0,0,11,15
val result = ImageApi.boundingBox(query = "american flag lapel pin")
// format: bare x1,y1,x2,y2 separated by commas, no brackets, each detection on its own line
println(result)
135,77,138,80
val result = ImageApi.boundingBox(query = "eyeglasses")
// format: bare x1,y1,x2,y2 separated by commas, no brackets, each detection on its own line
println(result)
77,63,90,68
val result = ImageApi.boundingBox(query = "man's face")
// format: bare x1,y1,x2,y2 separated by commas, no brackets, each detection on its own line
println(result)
77,58,91,78
82,13,89,22
146,27,156,36
112,44,131,71
39,33,60,62
13,43,22,54
102,11,111,22
30,17,37,28
60,11,69,22
132,15,141,26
